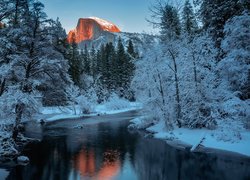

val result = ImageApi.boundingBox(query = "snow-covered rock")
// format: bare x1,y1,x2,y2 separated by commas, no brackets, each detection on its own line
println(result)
128,116,154,130
17,156,29,163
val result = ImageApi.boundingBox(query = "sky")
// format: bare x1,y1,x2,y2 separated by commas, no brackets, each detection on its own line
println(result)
40,0,157,34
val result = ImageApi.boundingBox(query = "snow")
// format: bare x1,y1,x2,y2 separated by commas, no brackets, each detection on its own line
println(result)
41,102,142,122
88,17,118,31
145,120,250,157
41,107,66,115
128,116,153,130
0,169,9,179
95,102,142,115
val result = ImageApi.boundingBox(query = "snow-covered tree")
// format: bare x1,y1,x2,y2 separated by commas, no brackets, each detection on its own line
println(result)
218,13,250,97
127,39,138,59
132,44,177,130
68,32,82,87
0,0,72,127
200,0,244,48
0,0,13,22
215,13,250,127
132,32,219,130
160,4,181,41
179,35,217,128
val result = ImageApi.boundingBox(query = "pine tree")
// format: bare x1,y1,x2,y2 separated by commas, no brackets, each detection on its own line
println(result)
83,45,90,75
160,4,181,41
182,0,198,36
116,37,135,98
50,17,68,55
0,0,72,118
127,39,138,59
96,47,102,74
90,45,97,77
107,42,117,91
116,37,127,89
68,32,81,86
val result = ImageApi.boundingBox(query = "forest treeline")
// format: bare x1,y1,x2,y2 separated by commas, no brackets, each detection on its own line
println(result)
132,0,250,130
0,0,249,135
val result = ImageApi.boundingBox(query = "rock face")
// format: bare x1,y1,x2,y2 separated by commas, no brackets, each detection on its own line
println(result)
67,17,121,44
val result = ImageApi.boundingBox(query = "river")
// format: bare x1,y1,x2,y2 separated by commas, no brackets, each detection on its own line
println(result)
1,111,250,180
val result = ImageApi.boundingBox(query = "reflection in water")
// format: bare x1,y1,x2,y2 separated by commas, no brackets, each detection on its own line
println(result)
97,150,120,180
4,112,250,180
73,148,121,179
134,138,250,180
74,148,96,177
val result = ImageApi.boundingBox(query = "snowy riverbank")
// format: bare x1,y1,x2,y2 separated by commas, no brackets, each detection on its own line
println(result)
39,102,142,122
0,101,142,165
129,117,250,157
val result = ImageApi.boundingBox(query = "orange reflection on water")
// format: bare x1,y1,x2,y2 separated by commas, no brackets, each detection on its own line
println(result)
74,148,120,180
74,149,96,176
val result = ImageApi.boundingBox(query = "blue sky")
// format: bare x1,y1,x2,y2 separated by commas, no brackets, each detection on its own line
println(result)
40,0,156,33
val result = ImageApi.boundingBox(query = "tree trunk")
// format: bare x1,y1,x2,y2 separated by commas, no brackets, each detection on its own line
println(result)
168,49,182,127
13,103,25,141
0,78,5,96
157,70,165,106
14,0,20,26
25,62,31,79
192,51,198,90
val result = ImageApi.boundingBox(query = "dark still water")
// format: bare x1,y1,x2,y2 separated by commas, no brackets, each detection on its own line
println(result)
2,111,250,180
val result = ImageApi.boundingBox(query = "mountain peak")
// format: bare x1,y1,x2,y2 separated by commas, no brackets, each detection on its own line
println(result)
88,17,120,31
67,17,121,44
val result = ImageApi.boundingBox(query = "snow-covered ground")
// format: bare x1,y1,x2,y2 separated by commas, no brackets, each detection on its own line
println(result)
40,102,142,122
0,169,9,179
130,117,250,157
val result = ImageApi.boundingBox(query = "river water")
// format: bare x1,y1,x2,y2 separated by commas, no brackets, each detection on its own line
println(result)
1,111,250,180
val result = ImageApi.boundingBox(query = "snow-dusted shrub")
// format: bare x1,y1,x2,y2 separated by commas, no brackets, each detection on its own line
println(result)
128,116,154,130
104,93,131,111
66,85,80,102
84,87,98,105
76,95,93,114
217,96,250,123
66,85,96,114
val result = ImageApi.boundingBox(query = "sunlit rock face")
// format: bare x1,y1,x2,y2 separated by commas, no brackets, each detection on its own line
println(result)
67,17,121,44
0,22,4,29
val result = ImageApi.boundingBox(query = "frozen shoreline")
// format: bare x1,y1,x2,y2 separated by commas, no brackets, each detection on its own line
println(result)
130,118,250,158
39,102,142,122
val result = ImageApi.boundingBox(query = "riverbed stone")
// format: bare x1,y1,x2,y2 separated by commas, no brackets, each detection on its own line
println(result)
17,156,29,163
